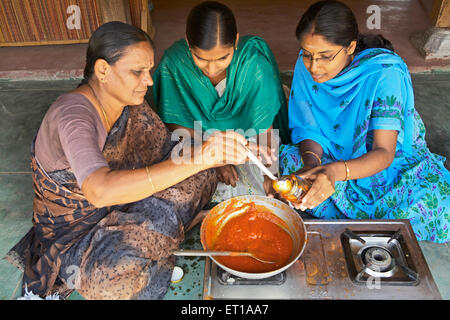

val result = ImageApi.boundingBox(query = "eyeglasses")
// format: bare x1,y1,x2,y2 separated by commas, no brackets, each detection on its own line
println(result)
300,47,344,65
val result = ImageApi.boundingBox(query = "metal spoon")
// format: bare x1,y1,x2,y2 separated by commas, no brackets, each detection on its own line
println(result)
173,249,276,264
244,146,278,180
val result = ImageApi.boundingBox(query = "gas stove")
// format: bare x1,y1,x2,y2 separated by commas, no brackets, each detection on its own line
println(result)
202,219,442,299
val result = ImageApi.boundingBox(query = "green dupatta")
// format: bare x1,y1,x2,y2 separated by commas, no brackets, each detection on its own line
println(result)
153,35,289,143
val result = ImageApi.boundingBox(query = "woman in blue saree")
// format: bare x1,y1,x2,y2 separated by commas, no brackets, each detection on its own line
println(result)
277,1,449,243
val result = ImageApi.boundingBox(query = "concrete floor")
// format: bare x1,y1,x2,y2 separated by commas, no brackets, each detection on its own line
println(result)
0,0,449,300
0,0,449,81
0,74,449,300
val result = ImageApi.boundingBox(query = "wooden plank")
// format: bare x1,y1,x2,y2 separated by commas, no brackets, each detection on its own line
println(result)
24,0,42,40
431,0,450,27
86,0,102,38
0,39,89,46
43,0,58,40
147,3,155,40
140,0,148,33
14,0,32,41
0,24,5,42
0,0,99,45
130,0,155,39
36,0,51,41
6,0,23,42
96,0,131,25
128,0,140,27
54,0,67,40
0,1,12,42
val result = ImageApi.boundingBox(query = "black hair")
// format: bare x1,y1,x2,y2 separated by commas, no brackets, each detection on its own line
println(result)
79,21,153,86
186,1,237,50
295,1,394,53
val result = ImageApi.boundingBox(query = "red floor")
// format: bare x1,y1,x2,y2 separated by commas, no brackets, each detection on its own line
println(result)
0,0,448,80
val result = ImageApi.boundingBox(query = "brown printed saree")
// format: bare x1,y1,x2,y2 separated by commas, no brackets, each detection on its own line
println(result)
6,100,217,299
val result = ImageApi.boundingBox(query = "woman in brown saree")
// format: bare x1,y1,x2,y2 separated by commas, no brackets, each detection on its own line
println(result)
6,21,251,300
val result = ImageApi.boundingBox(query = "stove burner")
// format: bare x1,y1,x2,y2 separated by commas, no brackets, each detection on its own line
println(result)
216,267,286,286
361,247,395,272
341,229,419,286
360,246,397,276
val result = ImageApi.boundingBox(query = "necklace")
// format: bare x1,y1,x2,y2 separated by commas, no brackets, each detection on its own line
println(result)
87,83,111,131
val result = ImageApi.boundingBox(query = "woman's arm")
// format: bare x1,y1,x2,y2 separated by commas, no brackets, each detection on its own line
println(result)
167,123,195,137
82,160,202,208
298,139,323,170
326,129,398,181
167,123,240,187
295,129,398,210
82,131,249,207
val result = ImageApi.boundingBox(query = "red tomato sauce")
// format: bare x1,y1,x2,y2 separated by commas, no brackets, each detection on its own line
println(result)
212,200,293,273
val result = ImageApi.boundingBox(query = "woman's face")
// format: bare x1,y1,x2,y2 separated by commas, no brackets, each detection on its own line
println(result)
300,33,356,83
189,43,236,80
105,41,154,106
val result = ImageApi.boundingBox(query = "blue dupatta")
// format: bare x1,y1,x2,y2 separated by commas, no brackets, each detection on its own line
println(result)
283,48,450,243
289,48,415,161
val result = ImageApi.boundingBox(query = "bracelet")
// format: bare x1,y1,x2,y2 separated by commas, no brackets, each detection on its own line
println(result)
343,160,350,181
145,166,156,191
301,151,322,166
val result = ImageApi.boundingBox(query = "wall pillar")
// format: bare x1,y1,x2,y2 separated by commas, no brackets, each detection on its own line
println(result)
411,0,450,60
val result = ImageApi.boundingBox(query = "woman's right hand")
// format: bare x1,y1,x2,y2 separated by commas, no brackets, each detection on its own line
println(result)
293,165,337,211
195,131,249,169
264,175,277,198
266,165,316,207
216,165,239,187
293,165,315,176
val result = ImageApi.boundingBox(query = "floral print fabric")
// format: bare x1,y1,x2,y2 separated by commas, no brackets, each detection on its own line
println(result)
283,48,449,243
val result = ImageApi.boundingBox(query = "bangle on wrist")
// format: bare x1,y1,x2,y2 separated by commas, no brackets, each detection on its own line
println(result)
145,166,156,191
343,160,350,181
301,151,322,166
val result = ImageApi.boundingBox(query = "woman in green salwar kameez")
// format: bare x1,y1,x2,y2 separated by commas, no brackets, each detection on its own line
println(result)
153,1,289,202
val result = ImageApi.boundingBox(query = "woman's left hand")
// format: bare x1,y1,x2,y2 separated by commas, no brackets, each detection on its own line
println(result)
216,164,239,187
294,165,337,211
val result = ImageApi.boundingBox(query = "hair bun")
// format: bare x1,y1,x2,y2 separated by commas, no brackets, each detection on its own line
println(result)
356,33,394,52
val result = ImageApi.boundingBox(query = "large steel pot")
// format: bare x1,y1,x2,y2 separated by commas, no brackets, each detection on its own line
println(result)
200,195,307,279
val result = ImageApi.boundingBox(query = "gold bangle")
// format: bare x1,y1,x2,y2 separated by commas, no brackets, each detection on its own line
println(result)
301,151,322,166
343,160,350,181
145,166,156,191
